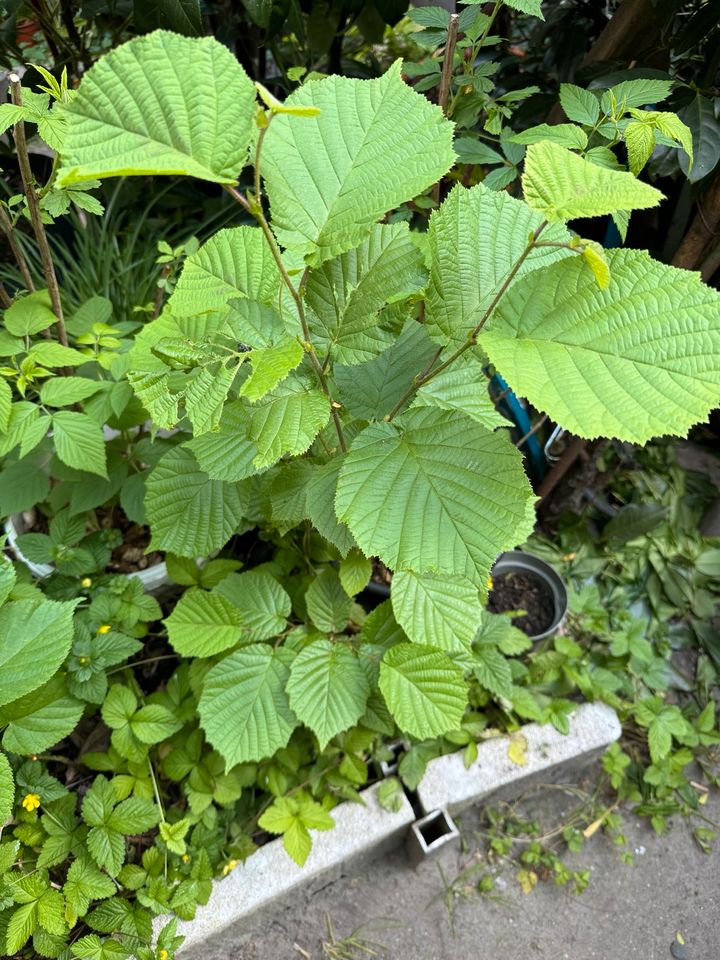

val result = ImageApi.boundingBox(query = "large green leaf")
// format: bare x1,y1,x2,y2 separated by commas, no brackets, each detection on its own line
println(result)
52,411,108,479
425,184,571,345
0,750,14,826
145,447,249,556
164,587,244,657
305,570,352,633
305,223,427,364
199,644,297,766
411,355,508,429
379,643,467,738
169,227,282,317
334,320,438,421
185,402,259,482
391,570,483,653
247,377,330,469
304,460,356,555
482,250,720,443
215,570,291,640
0,675,83,754
262,61,455,264
522,141,662,221
58,32,256,185
336,408,536,584
286,640,370,748
0,599,78,706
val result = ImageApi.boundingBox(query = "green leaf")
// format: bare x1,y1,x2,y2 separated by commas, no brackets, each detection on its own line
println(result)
3,290,55,336
58,32,256,185
168,226,281,317
379,643,467,738
145,447,250,556
199,644,297,766
391,570,482,653
215,570,291,640
0,378,10,433
425,184,572,346
185,402,258,482
27,342,89,366
0,461,50,515
159,817,191,855
503,0,543,17
107,796,158,833
37,888,66,935
472,645,513,698
522,141,662,221
411,356,507,428
305,223,427,364
339,550,371,597
336,408,535,585
475,610,532,655
482,249,720,443
678,93,720,183
52,411,108,479
625,120,656,175
0,675,84,754
286,640,370,749
239,338,304,402
304,460,356,555
559,84,600,126
246,378,330,469
63,859,116,918
164,587,244,656
511,123,587,150
603,78,672,111
263,61,455,264
130,705,181,744
134,0,203,35
0,751,13,827
40,377,104,407
305,570,352,633
71,933,130,958
334,319,438,420
184,361,240,435
0,598,77,705
6,901,38,954
258,794,334,866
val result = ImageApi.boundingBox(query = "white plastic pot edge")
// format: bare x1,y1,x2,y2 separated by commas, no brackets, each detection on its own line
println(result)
4,514,172,595
136,703,621,957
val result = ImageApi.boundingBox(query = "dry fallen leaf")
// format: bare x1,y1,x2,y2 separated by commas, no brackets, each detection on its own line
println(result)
508,732,528,766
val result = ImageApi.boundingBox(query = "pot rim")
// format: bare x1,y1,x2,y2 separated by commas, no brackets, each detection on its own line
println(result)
490,549,568,641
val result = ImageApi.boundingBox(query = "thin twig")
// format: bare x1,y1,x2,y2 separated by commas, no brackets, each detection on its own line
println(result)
9,74,69,348
515,413,548,449
0,204,36,293
438,14,460,116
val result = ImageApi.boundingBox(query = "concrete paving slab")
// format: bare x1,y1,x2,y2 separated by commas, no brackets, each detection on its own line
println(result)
194,777,720,960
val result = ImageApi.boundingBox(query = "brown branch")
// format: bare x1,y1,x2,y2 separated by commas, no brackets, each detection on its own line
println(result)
0,280,11,309
10,73,69,348
672,172,720,276
0,205,36,294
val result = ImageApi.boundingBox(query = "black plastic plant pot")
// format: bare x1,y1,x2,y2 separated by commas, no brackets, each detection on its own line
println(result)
489,550,568,642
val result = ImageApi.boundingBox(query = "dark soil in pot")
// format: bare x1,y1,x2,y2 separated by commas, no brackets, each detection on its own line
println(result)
487,570,556,637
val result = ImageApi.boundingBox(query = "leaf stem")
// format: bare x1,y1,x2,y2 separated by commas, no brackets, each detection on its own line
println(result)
386,222,547,421
224,132,348,453
9,74,69,349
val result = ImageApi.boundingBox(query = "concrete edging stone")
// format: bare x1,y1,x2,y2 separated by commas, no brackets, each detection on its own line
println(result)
146,702,620,956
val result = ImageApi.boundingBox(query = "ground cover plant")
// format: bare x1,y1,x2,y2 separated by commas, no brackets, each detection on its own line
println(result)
1,6,720,958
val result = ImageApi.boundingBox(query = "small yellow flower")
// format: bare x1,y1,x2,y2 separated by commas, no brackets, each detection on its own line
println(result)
486,575,494,592
562,552,577,562
222,859,240,876
159,951,169,960
79,656,89,665
97,624,112,635
22,793,41,812
181,853,191,863
81,577,92,588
